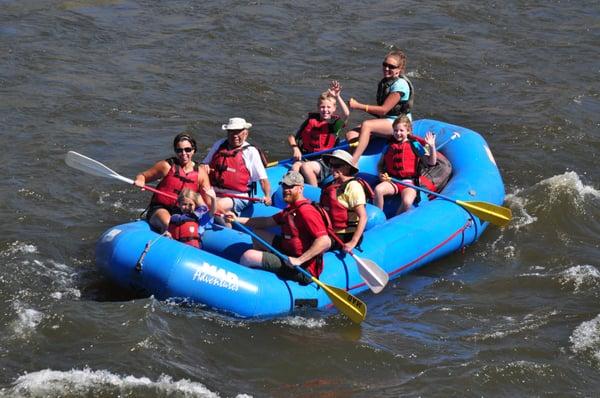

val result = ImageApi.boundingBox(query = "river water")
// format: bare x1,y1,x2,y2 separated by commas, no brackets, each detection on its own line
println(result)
1,1,599,396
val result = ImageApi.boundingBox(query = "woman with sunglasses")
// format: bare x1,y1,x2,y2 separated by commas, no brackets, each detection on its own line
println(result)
319,150,370,253
346,50,414,164
134,132,211,233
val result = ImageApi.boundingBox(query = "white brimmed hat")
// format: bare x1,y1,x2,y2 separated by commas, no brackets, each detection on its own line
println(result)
322,149,359,174
222,117,252,130
280,170,304,186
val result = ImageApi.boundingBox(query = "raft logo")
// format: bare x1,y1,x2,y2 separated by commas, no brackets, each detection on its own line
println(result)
192,262,240,291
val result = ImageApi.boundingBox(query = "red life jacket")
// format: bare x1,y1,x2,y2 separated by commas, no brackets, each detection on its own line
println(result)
168,213,201,248
151,158,199,208
279,199,327,278
297,113,339,153
319,178,373,231
382,135,427,179
209,141,252,193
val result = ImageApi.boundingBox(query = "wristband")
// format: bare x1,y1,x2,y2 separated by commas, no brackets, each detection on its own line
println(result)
291,144,299,148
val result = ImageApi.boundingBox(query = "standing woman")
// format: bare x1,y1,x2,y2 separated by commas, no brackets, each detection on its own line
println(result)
134,133,211,233
319,150,369,253
346,50,414,164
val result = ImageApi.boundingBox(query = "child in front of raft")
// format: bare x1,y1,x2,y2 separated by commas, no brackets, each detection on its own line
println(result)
224,171,331,285
287,81,350,186
345,50,414,165
319,150,370,253
374,116,452,214
134,133,211,233
166,187,217,249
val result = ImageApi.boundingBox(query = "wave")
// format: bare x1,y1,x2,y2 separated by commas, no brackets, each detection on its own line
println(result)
505,171,599,230
1,368,252,398
570,314,600,364
560,265,600,293
10,300,44,338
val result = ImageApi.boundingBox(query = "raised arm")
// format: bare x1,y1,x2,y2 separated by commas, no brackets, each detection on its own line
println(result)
424,131,437,166
329,80,350,122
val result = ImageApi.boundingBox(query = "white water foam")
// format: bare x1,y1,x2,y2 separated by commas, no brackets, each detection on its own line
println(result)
275,315,327,328
539,171,600,200
10,301,44,338
468,310,558,342
570,314,600,363
505,171,598,230
2,241,38,256
503,191,537,230
27,259,81,300
1,368,243,398
560,265,600,293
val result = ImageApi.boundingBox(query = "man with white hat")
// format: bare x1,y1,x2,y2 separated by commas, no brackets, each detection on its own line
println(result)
203,117,271,221
226,170,331,285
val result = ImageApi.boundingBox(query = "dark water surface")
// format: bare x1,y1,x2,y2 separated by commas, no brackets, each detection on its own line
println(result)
1,1,599,396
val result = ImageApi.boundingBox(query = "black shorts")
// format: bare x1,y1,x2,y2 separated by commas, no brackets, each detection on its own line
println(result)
261,237,312,285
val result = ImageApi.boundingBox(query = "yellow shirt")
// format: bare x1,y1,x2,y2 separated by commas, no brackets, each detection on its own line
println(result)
335,180,366,233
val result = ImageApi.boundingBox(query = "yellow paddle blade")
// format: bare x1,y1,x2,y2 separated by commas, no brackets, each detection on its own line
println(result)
311,277,367,324
456,200,513,227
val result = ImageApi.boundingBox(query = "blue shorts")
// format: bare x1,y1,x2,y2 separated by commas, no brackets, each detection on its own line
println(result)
231,197,250,215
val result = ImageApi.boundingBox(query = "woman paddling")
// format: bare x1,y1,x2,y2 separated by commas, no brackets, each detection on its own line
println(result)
346,50,414,165
134,133,211,233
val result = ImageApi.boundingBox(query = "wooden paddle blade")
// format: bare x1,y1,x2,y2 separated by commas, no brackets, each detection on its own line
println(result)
353,254,388,294
457,200,512,227
311,277,367,324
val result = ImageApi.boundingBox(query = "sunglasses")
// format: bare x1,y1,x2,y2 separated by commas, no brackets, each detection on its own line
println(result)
329,162,346,169
175,147,194,153
382,62,400,70
281,183,298,189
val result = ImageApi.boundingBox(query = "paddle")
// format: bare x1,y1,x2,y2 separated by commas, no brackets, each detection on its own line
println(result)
219,193,265,203
327,229,388,294
436,131,460,150
389,177,512,227
267,141,357,167
65,151,179,200
232,221,367,324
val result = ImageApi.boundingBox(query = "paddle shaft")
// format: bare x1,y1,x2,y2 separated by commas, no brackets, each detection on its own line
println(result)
219,193,264,202
389,177,511,226
267,142,356,167
232,220,366,323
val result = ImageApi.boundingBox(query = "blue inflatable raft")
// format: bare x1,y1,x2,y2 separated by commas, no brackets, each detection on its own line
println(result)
95,119,506,319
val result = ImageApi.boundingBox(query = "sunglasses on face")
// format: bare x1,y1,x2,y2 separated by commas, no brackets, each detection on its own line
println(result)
329,162,346,169
175,147,194,153
281,183,298,189
382,62,400,70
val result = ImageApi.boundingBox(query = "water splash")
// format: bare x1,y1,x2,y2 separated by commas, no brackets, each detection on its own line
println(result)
538,171,600,204
2,242,38,256
570,314,600,364
275,315,327,329
1,368,244,398
560,265,600,293
10,301,43,338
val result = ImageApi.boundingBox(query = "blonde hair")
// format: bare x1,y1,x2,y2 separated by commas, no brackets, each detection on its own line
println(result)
317,91,336,107
177,188,200,207
385,50,407,74
392,115,413,132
